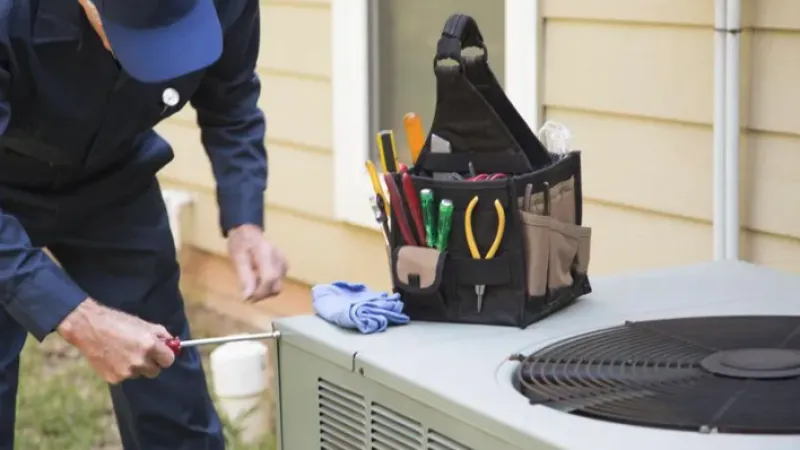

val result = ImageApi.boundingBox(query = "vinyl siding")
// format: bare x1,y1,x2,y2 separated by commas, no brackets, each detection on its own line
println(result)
162,0,800,291
542,0,800,275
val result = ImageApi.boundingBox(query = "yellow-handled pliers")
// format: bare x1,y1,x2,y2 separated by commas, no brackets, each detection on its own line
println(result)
464,196,506,312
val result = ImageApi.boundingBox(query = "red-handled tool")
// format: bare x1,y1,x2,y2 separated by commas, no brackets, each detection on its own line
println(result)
401,173,425,244
383,173,419,245
165,331,281,355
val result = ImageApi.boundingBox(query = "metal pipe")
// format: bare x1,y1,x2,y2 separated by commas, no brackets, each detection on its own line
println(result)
712,0,727,261
723,0,742,260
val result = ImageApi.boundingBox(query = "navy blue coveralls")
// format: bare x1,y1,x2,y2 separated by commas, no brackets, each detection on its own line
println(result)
0,0,266,448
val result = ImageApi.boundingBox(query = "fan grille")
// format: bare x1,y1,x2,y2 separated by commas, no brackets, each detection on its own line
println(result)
513,316,800,434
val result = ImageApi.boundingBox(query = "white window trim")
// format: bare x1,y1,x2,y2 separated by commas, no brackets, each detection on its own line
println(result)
331,0,542,229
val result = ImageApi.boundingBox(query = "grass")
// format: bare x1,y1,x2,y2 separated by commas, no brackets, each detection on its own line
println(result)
14,303,277,450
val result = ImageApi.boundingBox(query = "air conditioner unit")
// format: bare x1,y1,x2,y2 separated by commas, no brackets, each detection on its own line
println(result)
271,261,800,450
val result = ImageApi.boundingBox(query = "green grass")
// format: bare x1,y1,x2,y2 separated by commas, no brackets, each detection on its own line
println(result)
14,303,277,450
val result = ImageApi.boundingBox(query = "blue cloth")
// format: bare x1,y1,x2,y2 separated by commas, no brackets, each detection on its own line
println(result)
313,282,410,334
0,0,265,342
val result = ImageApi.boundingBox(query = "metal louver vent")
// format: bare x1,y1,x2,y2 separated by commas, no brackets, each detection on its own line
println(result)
318,379,473,450
428,431,470,450
371,403,423,449
318,379,368,449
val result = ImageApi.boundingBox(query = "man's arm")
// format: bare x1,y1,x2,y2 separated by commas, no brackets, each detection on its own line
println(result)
190,0,267,235
0,13,88,341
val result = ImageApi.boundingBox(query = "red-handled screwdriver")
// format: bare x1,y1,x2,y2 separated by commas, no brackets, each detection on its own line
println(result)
165,331,281,355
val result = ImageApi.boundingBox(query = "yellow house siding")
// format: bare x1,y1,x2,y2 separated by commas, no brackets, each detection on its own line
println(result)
542,3,717,274
745,2,800,247
541,0,713,26
542,0,800,275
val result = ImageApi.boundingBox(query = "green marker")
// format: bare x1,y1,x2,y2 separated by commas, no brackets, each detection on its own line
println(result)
420,189,437,247
435,199,454,251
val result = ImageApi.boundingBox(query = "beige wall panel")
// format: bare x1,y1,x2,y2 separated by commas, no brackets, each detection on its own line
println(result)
751,0,800,30
259,4,331,77
264,146,334,218
542,0,713,26
544,21,714,124
746,232,800,274
583,203,712,275
748,31,800,135
743,132,800,238
258,73,332,149
170,187,391,290
156,121,334,217
547,108,713,220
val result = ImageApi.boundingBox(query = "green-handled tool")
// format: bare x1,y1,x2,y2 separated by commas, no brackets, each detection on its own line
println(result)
420,189,437,247
435,199,454,251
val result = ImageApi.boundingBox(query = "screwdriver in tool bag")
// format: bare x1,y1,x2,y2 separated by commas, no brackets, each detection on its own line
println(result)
165,331,280,355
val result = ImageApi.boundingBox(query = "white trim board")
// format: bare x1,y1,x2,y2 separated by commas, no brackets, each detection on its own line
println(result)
331,0,542,228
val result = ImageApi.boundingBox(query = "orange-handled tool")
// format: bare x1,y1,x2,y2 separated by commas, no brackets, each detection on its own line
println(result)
403,113,425,164
165,331,280,355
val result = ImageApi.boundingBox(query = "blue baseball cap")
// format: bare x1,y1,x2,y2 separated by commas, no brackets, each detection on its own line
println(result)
94,0,223,83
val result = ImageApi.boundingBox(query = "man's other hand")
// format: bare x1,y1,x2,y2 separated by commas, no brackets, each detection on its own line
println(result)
57,299,176,384
227,224,288,302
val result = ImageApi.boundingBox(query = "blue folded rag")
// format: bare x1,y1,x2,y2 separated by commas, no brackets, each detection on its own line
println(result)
312,282,410,334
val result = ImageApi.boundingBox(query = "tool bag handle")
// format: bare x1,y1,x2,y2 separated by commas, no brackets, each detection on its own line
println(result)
433,14,488,68
415,13,553,176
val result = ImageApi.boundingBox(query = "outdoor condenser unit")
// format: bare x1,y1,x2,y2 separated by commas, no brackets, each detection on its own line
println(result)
271,260,800,450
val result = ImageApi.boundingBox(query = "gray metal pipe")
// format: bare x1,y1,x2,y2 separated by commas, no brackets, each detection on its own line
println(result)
723,0,741,260
713,0,741,260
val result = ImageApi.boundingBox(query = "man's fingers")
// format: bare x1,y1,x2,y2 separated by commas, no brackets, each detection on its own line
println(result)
250,247,280,301
134,363,161,379
232,250,257,299
149,341,177,369
150,324,172,339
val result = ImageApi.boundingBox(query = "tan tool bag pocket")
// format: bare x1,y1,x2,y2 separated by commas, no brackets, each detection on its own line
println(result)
525,177,576,225
519,210,550,297
548,220,592,291
391,245,451,320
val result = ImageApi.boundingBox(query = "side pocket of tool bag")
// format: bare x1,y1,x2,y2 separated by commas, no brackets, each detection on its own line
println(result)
391,246,451,320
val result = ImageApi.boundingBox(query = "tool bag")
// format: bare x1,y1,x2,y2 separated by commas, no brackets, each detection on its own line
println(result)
388,14,592,328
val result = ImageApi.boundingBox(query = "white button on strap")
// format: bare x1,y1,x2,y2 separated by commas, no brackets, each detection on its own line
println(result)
162,88,180,108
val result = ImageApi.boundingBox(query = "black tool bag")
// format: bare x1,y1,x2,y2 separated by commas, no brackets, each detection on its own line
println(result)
388,14,592,328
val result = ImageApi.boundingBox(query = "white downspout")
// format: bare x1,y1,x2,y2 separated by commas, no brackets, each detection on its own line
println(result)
712,0,727,261
723,0,742,260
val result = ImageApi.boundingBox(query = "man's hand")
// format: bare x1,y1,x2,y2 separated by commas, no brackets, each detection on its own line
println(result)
227,224,288,302
57,299,176,384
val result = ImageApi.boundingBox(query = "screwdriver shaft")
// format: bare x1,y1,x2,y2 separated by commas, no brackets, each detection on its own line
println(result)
179,331,281,348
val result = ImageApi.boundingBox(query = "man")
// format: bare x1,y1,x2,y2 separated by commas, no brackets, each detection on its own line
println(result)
0,0,287,448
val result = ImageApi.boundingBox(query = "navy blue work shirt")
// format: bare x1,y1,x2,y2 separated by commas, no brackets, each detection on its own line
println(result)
0,0,267,340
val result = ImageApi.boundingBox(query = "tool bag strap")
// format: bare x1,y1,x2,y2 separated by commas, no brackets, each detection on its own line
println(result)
416,14,552,177
434,14,488,67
